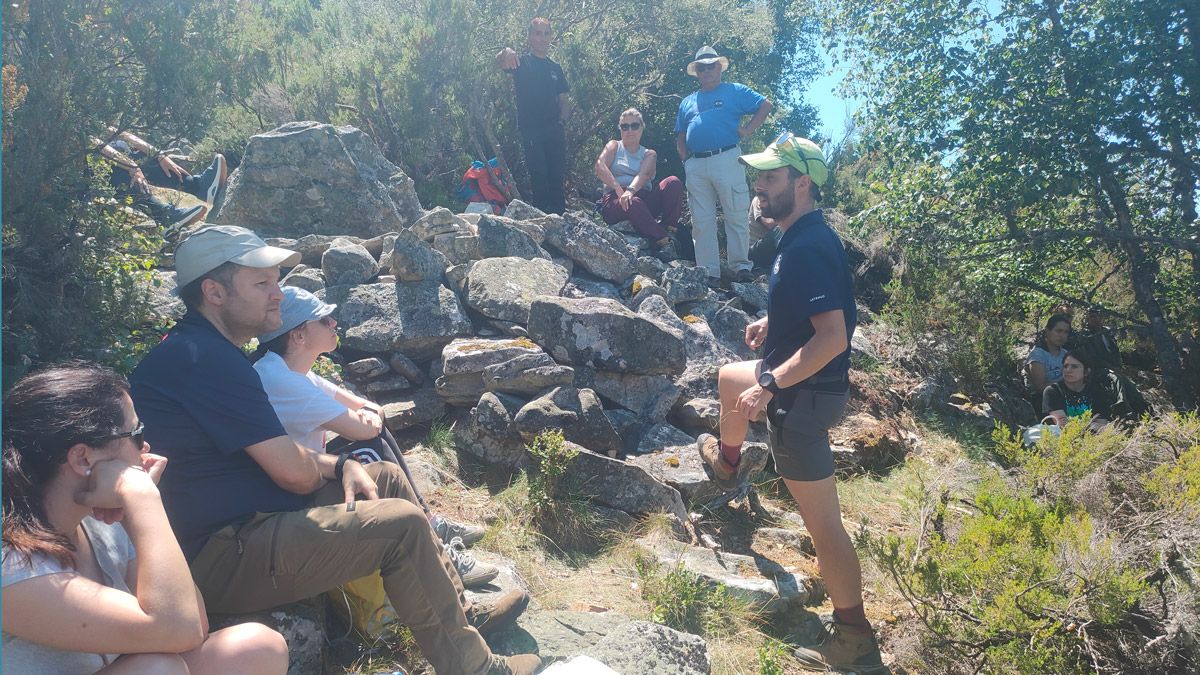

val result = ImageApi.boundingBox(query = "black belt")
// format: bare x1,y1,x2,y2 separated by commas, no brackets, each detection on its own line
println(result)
794,372,850,391
690,144,737,159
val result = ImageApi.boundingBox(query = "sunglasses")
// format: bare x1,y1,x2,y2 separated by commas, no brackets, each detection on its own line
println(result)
98,422,145,450
619,122,641,131
695,62,720,72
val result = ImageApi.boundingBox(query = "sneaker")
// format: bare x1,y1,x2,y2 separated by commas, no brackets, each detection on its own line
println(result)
734,268,755,283
705,276,722,289
446,536,499,589
163,203,207,235
467,589,530,637
432,514,487,547
487,653,542,675
196,153,228,207
793,620,886,673
697,433,749,492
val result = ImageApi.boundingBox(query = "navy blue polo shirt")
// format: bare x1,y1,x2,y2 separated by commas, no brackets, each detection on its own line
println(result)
509,51,569,134
763,209,857,398
129,311,308,560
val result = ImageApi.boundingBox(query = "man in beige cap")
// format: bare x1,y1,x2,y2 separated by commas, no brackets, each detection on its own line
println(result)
696,135,884,673
675,45,773,286
130,225,541,675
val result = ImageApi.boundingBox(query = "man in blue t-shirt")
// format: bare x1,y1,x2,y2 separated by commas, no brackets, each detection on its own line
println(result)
130,225,540,675
675,46,773,286
496,17,571,214
695,135,884,673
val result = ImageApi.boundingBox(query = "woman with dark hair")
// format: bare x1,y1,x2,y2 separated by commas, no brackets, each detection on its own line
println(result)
2,363,288,674
1025,313,1072,394
1043,351,1151,428
251,287,496,589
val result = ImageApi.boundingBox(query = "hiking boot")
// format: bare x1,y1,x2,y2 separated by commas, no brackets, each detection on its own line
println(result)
793,620,886,673
486,653,542,675
433,514,487,547
734,268,755,283
697,433,748,492
446,536,498,589
705,276,722,289
196,153,228,207
467,589,530,636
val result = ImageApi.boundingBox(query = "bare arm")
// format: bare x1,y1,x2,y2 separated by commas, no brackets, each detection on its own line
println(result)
2,465,204,654
1026,362,1048,393
92,138,139,171
739,99,773,140
676,132,689,162
495,47,519,71
322,409,384,441
109,127,157,155
243,435,325,494
594,141,623,192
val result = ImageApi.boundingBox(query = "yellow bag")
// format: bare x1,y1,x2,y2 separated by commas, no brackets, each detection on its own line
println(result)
328,572,397,639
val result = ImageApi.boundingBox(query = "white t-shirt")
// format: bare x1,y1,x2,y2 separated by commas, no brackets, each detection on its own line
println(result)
1025,346,1068,385
253,351,348,452
2,518,135,674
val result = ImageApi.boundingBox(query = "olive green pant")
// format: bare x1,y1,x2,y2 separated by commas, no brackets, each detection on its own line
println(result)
189,462,491,674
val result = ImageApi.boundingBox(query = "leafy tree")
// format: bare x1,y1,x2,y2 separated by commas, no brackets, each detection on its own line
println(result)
829,0,1199,407
1,0,238,382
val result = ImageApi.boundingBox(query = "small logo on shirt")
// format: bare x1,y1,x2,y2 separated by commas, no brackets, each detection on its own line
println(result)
772,256,781,275
713,99,724,108
809,294,826,303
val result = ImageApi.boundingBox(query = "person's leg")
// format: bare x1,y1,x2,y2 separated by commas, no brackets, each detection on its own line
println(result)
685,156,721,279
782,476,863,612
625,194,669,242
522,132,552,214
717,360,760,449
544,124,567,214
598,190,627,224
656,176,685,230
100,653,188,674
715,151,752,273
181,623,289,675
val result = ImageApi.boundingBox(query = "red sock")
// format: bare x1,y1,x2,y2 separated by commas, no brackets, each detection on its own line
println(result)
720,441,742,466
833,604,872,634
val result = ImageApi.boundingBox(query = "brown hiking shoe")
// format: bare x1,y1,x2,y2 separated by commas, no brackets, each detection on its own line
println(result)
794,620,886,673
697,433,747,491
467,589,530,637
487,653,543,675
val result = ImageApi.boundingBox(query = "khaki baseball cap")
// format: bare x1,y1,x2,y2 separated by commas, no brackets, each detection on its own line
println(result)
174,225,300,288
739,132,829,187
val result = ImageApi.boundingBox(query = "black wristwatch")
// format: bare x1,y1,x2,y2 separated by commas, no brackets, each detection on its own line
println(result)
758,370,780,394
334,452,352,481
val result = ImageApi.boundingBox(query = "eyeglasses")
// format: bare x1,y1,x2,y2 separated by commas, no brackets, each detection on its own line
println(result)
619,122,641,131
696,62,719,72
98,422,145,450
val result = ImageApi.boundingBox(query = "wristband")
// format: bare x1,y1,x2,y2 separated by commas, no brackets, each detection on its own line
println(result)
335,452,352,481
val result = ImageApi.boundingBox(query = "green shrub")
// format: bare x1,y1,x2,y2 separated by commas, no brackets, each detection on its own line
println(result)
633,553,744,638
525,429,578,519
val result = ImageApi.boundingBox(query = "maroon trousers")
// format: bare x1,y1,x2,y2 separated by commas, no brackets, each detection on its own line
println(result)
600,175,684,244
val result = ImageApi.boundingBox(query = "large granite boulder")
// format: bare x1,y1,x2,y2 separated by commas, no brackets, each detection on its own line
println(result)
543,211,637,283
557,443,688,522
320,238,378,286
464,257,569,324
411,207,469,241
503,199,547,220
326,282,471,360
475,214,549,260
482,353,575,397
663,265,710,306
637,295,734,402
282,266,326,292
390,229,448,283
456,391,528,469
591,371,681,422
212,121,423,237
527,296,686,377
513,387,623,457
380,387,446,431
437,337,545,406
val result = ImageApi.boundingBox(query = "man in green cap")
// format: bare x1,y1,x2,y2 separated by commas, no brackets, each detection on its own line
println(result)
696,133,884,672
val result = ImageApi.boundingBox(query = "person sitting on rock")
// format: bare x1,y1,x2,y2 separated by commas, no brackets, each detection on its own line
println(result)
594,108,685,262
1043,350,1149,429
93,127,227,233
1076,306,1123,371
251,286,496,589
1024,313,1071,395
2,363,288,675
129,225,542,675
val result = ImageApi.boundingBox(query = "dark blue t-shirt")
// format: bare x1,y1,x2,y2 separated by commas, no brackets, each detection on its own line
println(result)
763,209,857,398
129,312,308,560
509,51,569,134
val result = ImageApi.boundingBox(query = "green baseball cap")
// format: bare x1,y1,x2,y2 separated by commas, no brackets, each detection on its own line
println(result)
738,132,829,187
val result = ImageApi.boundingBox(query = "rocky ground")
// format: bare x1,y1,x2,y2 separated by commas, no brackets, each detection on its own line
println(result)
152,122,1059,675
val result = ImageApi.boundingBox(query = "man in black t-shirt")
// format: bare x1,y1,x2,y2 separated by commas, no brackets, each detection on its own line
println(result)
495,17,571,214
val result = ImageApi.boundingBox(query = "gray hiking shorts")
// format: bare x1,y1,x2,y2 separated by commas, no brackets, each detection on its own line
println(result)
766,389,849,482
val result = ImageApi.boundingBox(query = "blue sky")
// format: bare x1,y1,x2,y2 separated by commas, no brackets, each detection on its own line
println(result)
807,51,860,142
